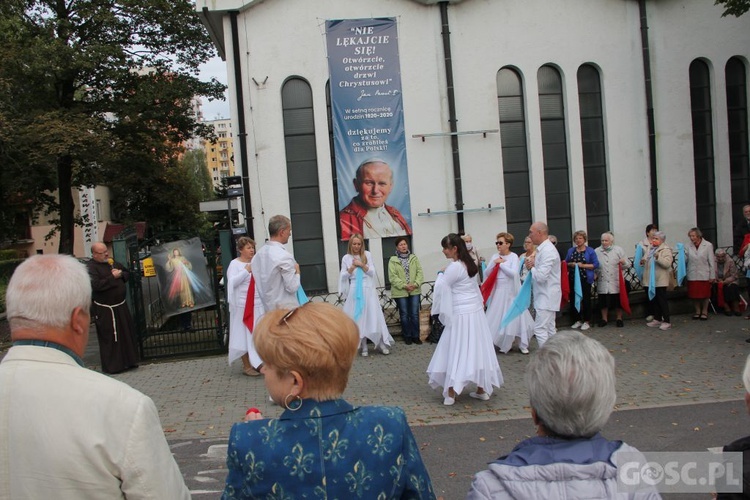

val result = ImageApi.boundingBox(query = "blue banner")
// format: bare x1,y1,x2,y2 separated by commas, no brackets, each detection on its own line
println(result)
326,18,412,241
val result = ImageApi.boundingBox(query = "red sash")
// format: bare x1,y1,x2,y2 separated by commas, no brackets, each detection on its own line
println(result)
618,263,631,315
480,264,500,304
242,275,255,333
560,261,570,308
740,233,750,257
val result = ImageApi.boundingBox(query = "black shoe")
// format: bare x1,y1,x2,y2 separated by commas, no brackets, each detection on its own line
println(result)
746,338,750,343
414,338,423,345
597,320,608,328
404,338,413,345
616,319,624,327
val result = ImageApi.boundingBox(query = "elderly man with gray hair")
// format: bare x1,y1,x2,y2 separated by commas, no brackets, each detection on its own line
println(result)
467,331,660,499
714,247,741,316
0,255,189,499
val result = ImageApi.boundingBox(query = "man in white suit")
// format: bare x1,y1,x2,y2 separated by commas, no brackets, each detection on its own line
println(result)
0,254,189,499
526,222,562,347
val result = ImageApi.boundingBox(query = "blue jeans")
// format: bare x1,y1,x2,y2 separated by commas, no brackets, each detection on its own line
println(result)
394,295,420,340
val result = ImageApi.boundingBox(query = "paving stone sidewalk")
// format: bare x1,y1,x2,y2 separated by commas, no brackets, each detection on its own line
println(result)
103,313,750,441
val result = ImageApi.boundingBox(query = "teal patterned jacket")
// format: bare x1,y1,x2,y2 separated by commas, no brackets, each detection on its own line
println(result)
222,399,435,500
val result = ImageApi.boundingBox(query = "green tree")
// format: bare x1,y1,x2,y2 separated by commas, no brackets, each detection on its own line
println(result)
716,0,749,16
182,148,215,202
0,0,225,254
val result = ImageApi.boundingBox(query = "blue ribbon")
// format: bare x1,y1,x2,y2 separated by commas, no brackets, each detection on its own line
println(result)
573,265,583,312
501,275,532,328
518,255,525,275
675,243,686,286
481,260,487,277
634,245,644,282
648,259,656,300
297,286,309,305
353,267,364,321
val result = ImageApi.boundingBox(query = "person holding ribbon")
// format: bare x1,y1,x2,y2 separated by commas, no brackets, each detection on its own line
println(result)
251,215,301,312
634,224,659,322
594,232,631,327
427,233,503,406
339,234,393,357
483,232,533,354
227,237,265,377
686,227,715,321
642,231,674,330
564,230,599,331
87,241,139,374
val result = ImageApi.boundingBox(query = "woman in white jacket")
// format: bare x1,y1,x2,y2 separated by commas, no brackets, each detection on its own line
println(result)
339,234,393,357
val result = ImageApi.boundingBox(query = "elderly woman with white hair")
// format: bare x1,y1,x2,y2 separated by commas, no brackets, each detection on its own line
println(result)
467,331,660,499
714,248,742,316
641,230,674,330
595,231,631,327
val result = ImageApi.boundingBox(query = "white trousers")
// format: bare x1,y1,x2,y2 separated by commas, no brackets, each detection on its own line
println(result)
534,309,557,347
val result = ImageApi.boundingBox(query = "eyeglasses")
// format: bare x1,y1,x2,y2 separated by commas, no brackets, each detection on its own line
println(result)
495,241,507,246
278,302,308,327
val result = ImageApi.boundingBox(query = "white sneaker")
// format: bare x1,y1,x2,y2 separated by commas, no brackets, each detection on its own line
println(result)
380,347,390,355
443,396,455,406
646,320,662,328
520,347,530,355
469,391,490,401
659,322,672,331
580,323,591,331
361,349,368,357
571,321,583,329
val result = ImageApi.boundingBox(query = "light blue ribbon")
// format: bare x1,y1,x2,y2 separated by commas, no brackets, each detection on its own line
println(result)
675,243,686,286
573,265,583,312
297,286,309,305
518,255,525,275
353,267,364,321
501,274,532,328
634,245,644,282
648,259,656,300
481,260,487,277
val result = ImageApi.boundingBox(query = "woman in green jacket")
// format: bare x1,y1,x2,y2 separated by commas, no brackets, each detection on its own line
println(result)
388,237,424,345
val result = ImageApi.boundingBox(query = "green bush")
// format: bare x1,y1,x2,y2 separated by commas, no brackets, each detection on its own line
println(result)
0,259,23,282
0,249,19,261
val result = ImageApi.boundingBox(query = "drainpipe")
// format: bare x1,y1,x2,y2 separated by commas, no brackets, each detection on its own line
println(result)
638,0,659,226
229,11,253,238
439,2,465,233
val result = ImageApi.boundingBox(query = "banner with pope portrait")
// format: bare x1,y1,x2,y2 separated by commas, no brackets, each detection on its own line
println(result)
326,17,413,241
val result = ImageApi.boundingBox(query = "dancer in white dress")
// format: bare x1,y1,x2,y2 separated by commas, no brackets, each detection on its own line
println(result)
484,232,533,354
339,234,393,356
227,237,266,376
427,233,504,406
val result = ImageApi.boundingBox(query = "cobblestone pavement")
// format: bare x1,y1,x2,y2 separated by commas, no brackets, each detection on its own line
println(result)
103,313,750,441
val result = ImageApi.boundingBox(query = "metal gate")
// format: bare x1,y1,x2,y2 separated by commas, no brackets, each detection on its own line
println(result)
117,230,227,360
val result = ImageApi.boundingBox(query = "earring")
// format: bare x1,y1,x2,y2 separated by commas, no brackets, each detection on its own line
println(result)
284,394,302,412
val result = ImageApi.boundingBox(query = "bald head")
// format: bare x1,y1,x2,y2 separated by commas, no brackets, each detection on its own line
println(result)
91,242,109,263
529,222,549,245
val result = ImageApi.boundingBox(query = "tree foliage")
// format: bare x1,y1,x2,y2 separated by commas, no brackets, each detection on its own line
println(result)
0,0,225,253
716,0,749,16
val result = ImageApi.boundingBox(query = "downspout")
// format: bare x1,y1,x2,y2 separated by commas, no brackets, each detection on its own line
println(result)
229,11,254,238
638,0,659,226
439,2,465,233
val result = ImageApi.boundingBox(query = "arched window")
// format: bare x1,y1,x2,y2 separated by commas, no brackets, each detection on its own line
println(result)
281,77,327,292
726,57,749,231
689,60,717,244
538,65,571,250
497,67,531,252
577,64,609,249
